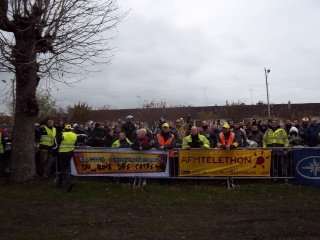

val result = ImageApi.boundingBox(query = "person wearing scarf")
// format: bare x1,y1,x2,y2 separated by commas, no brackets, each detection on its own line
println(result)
130,128,152,150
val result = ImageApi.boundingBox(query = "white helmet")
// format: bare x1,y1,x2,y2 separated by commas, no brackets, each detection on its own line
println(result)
302,117,309,122
289,126,299,134
126,115,133,120
73,123,79,128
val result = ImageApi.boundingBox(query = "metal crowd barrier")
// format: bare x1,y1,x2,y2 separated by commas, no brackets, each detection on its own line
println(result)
72,146,318,189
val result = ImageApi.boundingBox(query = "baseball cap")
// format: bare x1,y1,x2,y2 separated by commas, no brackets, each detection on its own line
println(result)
162,123,169,128
223,123,230,129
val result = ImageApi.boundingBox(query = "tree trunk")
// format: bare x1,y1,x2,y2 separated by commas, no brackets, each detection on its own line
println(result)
9,24,39,182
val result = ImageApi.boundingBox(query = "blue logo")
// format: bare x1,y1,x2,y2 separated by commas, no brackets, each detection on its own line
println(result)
296,156,320,180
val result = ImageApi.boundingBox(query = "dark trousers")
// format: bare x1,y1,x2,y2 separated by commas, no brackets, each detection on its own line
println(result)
0,153,6,177
58,152,73,186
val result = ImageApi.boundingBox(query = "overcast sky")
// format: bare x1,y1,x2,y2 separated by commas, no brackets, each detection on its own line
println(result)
1,0,320,114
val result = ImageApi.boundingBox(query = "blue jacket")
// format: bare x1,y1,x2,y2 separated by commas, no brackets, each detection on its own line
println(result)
306,123,320,147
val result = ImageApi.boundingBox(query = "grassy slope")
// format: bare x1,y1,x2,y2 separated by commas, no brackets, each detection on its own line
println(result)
0,178,319,240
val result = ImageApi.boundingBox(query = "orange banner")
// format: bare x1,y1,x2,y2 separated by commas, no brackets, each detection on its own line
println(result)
179,149,271,176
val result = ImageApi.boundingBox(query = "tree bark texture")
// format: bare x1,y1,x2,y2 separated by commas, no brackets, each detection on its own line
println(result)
10,18,39,182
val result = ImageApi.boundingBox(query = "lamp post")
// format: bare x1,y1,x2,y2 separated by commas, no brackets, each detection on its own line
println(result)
202,88,207,106
1,78,15,120
137,95,141,108
264,68,271,118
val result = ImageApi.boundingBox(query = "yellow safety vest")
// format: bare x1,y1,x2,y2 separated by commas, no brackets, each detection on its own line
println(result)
263,128,289,147
0,133,3,154
40,126,56,147
58,132,77,153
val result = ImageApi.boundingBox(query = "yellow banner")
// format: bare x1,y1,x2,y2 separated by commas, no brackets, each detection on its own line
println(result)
72,150,168,175
179,149,271,176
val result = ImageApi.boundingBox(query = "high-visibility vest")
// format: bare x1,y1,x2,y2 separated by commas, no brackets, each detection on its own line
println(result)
156,133,175,157
40,126,56,146
0,133,3,154
219,132,235,145
58,132,77,153
263,128,289,147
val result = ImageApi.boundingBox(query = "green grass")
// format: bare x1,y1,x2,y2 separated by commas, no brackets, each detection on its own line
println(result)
0,178,319,239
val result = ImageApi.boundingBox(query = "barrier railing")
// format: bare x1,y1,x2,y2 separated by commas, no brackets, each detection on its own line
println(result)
72,147,317,181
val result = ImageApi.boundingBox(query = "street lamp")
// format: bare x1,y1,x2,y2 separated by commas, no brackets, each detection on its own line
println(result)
202,88,207,106
137,95,141,108
264,68,271,118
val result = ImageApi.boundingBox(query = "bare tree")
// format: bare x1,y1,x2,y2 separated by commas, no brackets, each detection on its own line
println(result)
0,0,127,181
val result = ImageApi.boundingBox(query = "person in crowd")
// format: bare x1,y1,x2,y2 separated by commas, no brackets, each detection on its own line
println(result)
180,113,191,130
232,120,248,147
174,118,187,144
55,124,77,191
211,124,221,136
36,119,57,178
205,130,216,148
216,119,222,129
103,120,112,129
259,121,268,134
0,131,6,179
86,120,94,131
217,123,238,150
185,123,193,136
153,117,166,136
263,119,289,179
117,118,123,127
0,124,8,134
305,117,320,147
104,128,114,147
91,123,105,147
263,119,289,148
112,125,122,142
85,120,95,146
283,119,292,135
72,123,79,132
112,132,132,148
210,124,221,148
299,117,309,145
288,126,303,146
292,119,300,129
182,126,210,149
287,126,304,178
74,124,89,146
242,125,250,136
54,118,65,134
154,123,175,153
239,121,245,129
228,120,235,130
252,118,257,126
154,122,176,175
168,121,181,144
199,120,211,135
34,123,41,175
131,128,152,150
122,115,136,141
248,125,263,147
132,122,153,140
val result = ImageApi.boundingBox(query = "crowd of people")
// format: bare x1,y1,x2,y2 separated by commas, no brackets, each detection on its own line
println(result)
1,115,320,186
44,115,317,149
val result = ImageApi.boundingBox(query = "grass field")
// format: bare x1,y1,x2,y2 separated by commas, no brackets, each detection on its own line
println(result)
0,177,320,240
